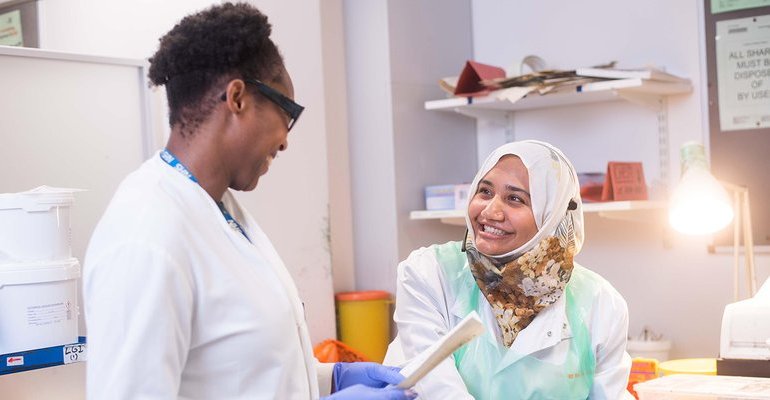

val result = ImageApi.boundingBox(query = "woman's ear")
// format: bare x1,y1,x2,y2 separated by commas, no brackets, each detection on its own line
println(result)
224,79,247,113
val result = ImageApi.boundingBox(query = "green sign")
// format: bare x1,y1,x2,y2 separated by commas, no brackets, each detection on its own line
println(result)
0,9,22,46
712,0,770,14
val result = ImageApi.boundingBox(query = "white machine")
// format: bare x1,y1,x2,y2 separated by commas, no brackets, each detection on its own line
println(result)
720,277,770,360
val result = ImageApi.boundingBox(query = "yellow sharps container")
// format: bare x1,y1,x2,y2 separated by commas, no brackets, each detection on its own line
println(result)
335,291,391,363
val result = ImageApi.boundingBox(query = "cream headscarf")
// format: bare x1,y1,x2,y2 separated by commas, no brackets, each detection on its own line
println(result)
463,140,584,346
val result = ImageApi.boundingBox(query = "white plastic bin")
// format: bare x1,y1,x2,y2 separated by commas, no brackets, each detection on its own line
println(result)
0,186,77,263
0,258,80,354
628,339,672,361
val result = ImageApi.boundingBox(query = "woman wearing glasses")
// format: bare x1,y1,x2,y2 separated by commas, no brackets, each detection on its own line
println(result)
83,3,412,400
385,141,633,399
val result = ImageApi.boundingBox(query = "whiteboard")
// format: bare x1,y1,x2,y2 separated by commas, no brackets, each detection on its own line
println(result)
0,45,153,262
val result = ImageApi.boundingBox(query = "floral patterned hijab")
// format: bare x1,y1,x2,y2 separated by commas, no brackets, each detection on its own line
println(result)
463,140,584,346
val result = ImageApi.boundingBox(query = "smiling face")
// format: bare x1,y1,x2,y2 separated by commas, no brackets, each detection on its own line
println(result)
468,155,538,256
229,71,294,192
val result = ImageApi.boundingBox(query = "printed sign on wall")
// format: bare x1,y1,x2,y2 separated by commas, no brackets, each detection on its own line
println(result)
712,0,770,14
716,14,770,131
0,10,22,46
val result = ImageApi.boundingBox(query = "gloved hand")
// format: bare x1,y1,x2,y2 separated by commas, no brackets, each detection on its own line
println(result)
332,362,405,391
322,384,416,400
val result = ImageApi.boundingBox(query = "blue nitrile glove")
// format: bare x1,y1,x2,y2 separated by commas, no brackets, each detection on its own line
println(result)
322,384,416,400
332,362,405,391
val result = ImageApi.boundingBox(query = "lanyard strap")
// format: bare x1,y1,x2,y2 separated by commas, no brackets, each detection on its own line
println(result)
160,149,251,242
160,148,198,183
216,201,251,242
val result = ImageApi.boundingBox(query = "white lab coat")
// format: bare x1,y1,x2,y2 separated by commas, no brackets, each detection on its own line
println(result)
83,154,333,399
385,245,634,400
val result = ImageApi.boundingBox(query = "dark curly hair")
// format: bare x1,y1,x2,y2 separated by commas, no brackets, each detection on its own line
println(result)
148,2,284,135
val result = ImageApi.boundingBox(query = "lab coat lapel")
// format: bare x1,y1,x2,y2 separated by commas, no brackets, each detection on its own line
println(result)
161,161,320,396
221,192,320,398
190,186,307,323
496,295,570,373
447,264,504,350
447,261,477,322
220,192,302,308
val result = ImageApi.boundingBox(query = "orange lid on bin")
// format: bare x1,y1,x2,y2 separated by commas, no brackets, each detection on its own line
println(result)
335,290,391,301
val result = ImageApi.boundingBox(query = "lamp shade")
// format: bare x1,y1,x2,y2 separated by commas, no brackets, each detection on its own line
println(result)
668,142,734,235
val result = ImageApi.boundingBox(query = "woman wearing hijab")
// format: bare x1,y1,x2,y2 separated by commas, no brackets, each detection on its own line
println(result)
386,140,633,399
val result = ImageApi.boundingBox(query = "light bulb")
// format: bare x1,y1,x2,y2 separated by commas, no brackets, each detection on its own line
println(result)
668,142,734,235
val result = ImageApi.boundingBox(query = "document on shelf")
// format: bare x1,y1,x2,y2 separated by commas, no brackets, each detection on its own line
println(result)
577,78,645,92
575,67,686,82
577,77,692,94
396,311,485,389
439,76,458,95
495,86,535,103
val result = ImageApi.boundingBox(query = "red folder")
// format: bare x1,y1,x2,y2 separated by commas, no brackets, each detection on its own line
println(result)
454,61,505,97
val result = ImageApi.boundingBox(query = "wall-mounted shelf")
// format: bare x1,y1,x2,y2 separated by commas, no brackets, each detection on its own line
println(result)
425,78,692,118
410,200,667,226
418,73,689,228
1,337,86,375
410,209,466,226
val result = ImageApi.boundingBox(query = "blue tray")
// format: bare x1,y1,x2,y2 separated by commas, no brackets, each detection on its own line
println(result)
1,336,87,375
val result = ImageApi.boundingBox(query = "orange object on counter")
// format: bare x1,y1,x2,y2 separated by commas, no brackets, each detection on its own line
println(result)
313,339,369,363
628,358,659,399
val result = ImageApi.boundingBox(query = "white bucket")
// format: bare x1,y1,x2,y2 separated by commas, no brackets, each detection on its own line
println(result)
627,339,672,362
0,258,80,355
0,186,78,263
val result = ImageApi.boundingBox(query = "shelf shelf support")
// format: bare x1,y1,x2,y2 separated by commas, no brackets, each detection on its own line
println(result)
656,96,670,197
475,113,514,169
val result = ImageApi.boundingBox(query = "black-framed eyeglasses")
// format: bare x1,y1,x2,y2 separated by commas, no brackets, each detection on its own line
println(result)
220,78,304,132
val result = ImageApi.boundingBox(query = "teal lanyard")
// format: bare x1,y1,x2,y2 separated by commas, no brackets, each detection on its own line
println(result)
160,149,251,242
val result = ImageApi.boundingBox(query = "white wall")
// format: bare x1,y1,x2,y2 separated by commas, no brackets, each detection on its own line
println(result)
320,0,356,293
469,0,770,358
343,0,476,296
233,0,335,347
38,0,214,59
387,0,478,273
0,0,335,397
343,0,401,292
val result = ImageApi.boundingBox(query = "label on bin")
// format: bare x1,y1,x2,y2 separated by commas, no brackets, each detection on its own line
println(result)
6,356,24,366
27,302,69,326
63,344,86,364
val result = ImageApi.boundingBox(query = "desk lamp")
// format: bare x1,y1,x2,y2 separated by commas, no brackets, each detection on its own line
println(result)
668,141,756,301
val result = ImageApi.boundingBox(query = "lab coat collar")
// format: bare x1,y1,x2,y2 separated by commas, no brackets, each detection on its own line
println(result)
497,293,572,371
154,154,301,315
153,152,306,325
447,260,573,345
448,277,573,371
